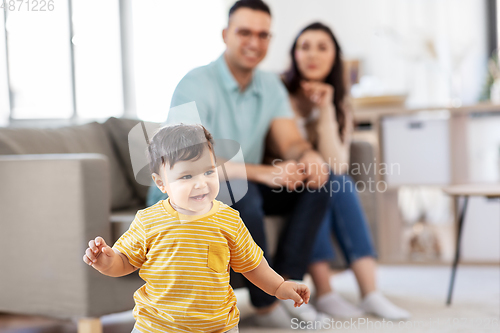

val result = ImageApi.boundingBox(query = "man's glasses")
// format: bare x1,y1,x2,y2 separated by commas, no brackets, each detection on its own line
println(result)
234,28,272,42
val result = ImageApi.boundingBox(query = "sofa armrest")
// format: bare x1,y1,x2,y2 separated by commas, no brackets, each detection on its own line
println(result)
0,154,141,318
349,140,376,183
348,141,379,252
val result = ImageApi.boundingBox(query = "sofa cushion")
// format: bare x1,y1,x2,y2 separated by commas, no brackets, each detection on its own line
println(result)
0,122,137,210
103,117,158,203
110,207,140,244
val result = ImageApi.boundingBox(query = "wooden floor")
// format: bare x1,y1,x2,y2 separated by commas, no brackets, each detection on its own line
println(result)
0,313,72,333
0,312,135,333
2,265,498,333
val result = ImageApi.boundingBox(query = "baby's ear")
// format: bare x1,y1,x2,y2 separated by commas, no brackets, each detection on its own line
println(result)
151,173,166,193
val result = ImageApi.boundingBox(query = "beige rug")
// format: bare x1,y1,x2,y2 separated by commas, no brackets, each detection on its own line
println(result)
238,265,499,333
94,265,498,333
239,296,499,333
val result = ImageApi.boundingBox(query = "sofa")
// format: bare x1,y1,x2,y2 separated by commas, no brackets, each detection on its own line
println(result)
0,117,377,330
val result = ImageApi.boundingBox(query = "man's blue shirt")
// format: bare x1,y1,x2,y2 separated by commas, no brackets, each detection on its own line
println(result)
170,54,293,164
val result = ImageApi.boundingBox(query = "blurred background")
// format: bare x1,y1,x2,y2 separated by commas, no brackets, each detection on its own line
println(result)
0,1,498,332
0,0,493,123
1,0,498,264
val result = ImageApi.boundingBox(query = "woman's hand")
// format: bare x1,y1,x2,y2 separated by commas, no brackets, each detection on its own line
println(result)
301,81,335,112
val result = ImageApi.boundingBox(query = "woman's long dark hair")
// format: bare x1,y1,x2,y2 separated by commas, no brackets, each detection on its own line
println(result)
283,22,347,141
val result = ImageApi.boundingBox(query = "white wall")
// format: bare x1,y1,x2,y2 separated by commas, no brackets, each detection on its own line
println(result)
238,0,488,108
0,8,10,126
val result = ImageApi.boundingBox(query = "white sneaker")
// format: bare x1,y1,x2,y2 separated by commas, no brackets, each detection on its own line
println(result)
359,291,411,320
316,291,365,318
253,302,293,328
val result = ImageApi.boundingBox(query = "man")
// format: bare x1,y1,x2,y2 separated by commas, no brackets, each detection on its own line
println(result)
147,0,330,327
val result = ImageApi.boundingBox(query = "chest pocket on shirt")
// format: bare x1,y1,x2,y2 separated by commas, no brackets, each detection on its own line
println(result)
207,243,229,273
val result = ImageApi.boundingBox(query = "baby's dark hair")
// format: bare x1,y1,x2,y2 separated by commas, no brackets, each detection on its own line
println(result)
147,124,215,175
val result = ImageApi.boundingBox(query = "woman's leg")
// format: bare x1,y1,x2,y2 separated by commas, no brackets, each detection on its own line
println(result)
310,252,379,300
350,256,377,298
327,174,377,294
309,174,377,296
308,208,336,297
309,261,334,297
309,175,375,317
328,175,409,319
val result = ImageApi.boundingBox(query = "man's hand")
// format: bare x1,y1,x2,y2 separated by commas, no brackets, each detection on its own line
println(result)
260,160,307,190
298,150,330,189
275,281,311,307
83,236,116,273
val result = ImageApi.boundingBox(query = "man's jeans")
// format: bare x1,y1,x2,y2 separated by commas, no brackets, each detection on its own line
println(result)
230,179,330,308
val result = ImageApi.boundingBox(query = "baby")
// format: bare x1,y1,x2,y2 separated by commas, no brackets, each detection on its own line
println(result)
83,124,310,333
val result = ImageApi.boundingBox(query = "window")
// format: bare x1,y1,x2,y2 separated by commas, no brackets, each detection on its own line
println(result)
0,8,9,125
0,0,227,124
131,0,226,122
72,0,123,119
5,2,73,119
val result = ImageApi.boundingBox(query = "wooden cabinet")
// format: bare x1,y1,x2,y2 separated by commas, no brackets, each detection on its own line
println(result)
353,102,500,264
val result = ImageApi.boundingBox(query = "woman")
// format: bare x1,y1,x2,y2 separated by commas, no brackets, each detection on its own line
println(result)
281,22,410,320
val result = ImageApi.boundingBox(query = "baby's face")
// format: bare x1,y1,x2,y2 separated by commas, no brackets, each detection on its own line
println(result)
158,147,219,214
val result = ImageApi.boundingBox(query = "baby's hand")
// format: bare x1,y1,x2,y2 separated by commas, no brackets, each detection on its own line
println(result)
275,281,310,307
83,236,116,273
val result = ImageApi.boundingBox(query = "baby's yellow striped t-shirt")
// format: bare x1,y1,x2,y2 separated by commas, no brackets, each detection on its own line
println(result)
112,199,263,333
